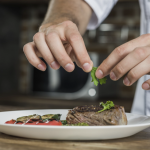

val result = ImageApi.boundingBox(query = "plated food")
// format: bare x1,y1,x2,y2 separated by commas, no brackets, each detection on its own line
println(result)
67,104,127,125
5,114,63,126
5,101,127,126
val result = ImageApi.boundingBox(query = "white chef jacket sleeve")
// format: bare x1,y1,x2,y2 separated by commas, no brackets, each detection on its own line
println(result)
84,0,118,30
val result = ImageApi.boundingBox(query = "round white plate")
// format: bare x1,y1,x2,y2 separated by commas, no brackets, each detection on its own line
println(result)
0,109,150,140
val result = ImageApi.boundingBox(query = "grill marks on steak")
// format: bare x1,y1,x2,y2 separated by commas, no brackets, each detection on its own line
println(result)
66,105,127,126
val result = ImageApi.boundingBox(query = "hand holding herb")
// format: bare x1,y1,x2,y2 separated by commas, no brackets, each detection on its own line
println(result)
91,67,107,86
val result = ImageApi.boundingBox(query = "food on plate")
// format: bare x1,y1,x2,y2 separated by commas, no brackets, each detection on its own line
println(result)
5,119,16,124
65,122,89,126
16,114,41,123
5,114,62,126
41,114,61,121
91,67,107,86
5,101,127,126
66,101,127,126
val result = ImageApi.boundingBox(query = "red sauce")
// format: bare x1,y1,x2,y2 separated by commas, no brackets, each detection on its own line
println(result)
5,119,62,126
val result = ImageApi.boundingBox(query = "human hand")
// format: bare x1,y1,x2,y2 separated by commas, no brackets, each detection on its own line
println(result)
95,34,150,90
23,21,93,72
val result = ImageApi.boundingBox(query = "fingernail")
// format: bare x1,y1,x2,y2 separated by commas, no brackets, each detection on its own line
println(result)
143,83,150,90
83,63,92,72
123,77,130,86
110,72,116,80
65,63,74,72
96,70,103,79
51,61,59,69
38,64,45,71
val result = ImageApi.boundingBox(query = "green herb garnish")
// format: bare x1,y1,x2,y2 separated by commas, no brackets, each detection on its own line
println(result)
91,67,107,86
65,123,89,126
52,114,61,120
99,77,107,85
61,120,67,125
98,101,115,113
91,67,99,86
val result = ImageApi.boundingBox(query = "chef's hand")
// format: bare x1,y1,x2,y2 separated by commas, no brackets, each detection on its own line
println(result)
23,21,93,72
96,34,150,90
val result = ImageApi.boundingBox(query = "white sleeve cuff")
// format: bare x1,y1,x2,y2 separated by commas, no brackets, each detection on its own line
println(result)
84,0,118,30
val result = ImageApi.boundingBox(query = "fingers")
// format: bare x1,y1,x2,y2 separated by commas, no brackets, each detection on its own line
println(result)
45,30,75,72
45,21,93,72
33,32,60,70
96,34,150,79
23,42,46,71
24,20,93,73
65,23,93,72
142,79,150,90
123,54,150,86
110,47,150,81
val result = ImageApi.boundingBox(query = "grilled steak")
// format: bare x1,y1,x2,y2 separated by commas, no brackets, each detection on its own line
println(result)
66,105,127,126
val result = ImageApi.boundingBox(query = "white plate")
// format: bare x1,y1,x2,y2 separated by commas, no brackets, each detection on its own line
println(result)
0,109,150,140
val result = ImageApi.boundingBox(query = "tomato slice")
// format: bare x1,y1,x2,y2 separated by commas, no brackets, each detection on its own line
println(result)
5,119,16,124
25,120,39,125
25,122,38,125
5,119,62,126
37,120,62,126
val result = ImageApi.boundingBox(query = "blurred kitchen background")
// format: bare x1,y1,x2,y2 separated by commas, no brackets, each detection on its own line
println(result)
0,0,140,112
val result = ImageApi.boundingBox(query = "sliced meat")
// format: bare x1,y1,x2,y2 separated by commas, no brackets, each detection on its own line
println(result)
66,105,127,126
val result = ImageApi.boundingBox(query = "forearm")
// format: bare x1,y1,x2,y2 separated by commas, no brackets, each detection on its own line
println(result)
40,0,92,35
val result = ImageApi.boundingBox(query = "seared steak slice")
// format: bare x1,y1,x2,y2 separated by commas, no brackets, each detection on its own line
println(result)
66,105,127,126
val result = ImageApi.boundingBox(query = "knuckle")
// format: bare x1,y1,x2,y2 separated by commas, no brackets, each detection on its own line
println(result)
44,55,53,64
46,31,58,41
23,44,30,53
28,58,34,64
59,55,66,63
115,65,124,74
69,33,82,43
57,54,68,64
63,20,76,27
146,33,150,39
101,59,109,73
115,46,126,57
27,55,36,65
129,70,137,79
33,32,43,41
134,47,146,59
141,33,150,40
147,56,150,64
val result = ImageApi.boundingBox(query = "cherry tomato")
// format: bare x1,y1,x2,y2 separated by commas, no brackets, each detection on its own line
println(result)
5,119,16,124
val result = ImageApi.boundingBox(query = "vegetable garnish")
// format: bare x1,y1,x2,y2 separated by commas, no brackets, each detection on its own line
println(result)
99,77,107,85
61,120,67,125
91,67,107,86
41,114,61,122
65,123,89,126
98,101,115,113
